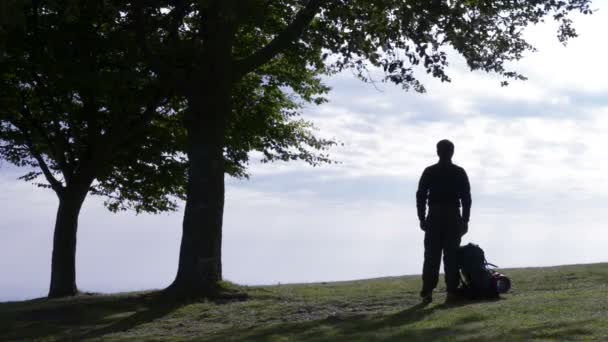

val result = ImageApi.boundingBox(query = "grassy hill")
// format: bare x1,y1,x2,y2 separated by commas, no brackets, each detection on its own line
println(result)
1,263,608,341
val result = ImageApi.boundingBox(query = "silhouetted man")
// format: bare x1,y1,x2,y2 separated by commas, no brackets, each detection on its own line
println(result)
416,139,471,303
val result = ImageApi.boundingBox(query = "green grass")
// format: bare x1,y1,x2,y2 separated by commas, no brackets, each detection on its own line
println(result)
2,263,608,341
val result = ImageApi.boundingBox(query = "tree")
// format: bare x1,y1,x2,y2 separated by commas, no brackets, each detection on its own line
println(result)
0,0,335,297
121,0,592,298
0,1,187,297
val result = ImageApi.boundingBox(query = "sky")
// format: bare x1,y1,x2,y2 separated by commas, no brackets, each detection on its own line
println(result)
2,3,608,302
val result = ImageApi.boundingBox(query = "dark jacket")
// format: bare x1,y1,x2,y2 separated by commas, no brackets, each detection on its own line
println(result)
416,161,472,222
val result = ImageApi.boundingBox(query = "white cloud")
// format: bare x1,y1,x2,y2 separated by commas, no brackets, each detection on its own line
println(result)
517,7,608,94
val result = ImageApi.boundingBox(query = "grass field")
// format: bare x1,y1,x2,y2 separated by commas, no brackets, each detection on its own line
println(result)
1,263,608,341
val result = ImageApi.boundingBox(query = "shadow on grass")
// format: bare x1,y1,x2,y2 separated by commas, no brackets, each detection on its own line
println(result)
204,297,593,341
0,291,598,341
0,292,184,341
203,299,475,341
76,294,183,340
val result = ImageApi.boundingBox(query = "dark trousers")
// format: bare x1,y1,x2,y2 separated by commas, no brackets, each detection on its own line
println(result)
421,205,463,295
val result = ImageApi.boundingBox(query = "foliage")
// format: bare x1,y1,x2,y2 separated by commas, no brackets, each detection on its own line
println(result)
0,0,339,211
226,62,336,179
257,0,593,91
0,0,186,213
118,0,339,179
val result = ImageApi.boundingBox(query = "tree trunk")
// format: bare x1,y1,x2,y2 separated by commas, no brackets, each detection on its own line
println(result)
167,5,236,298
168,102,227,296
48,186,89,298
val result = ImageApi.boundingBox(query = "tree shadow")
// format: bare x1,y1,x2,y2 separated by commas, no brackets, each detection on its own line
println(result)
0,289,255,341
207,296,573,342
0,292,182,340
1,291,598,341
75,296,183,340
206,305,594,341
204,299,480,341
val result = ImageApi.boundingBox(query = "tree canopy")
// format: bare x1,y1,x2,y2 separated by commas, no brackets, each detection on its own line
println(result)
0,0,337,203
0,0,185,212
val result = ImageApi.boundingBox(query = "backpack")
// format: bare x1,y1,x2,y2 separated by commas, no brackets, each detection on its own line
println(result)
457,243,511,299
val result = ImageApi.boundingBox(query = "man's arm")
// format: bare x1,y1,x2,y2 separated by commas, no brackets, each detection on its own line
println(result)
460,168,472,223
416,168,430,228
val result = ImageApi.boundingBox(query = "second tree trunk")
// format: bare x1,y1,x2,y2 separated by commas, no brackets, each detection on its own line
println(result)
48,188,88,298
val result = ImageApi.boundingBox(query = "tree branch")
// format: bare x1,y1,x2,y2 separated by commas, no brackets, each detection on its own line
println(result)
30,74,74,177
92,84,167,167
26,2,74,178
233,0,325,80
14,123,64,194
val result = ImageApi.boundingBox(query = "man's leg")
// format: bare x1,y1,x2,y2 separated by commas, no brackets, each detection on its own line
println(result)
421,224,442,298
443,211,463,294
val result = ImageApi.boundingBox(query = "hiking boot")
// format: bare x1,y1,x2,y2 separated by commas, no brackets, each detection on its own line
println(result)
421,292,433,304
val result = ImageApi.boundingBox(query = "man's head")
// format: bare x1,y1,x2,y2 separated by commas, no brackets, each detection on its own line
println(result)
436,139,454,161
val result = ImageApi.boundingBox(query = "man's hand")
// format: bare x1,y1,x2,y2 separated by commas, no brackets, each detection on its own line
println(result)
461,221,469,236
420,220,427,232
